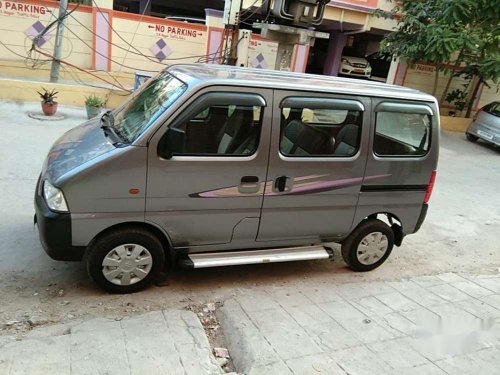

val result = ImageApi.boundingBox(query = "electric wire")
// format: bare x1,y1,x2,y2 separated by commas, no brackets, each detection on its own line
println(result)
240,0,272,26
238,0,261,17
2,1,253,92
239,3,264,23
64,9,234,64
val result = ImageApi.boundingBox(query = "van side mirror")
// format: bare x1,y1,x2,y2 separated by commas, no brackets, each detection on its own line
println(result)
159,128,185,159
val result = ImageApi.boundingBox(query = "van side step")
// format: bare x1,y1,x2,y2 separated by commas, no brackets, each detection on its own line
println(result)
182,246,332,269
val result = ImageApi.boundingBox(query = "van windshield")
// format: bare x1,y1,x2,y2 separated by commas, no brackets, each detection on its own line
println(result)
112,72,187,143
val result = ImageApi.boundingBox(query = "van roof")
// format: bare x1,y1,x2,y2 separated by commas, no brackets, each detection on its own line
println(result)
167,64,436,103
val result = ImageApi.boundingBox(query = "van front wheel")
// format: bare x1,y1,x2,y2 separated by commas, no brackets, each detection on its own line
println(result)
86,228,165,293
341,219,394,272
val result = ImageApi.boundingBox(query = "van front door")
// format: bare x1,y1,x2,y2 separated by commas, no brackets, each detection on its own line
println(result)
146,87,272,249
257,92,371,242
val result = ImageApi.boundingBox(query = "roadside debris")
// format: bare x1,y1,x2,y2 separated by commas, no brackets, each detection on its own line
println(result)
187,302,236,373
216,357,228,367
214,347,230,359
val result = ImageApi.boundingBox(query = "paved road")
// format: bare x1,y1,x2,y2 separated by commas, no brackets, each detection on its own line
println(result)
0,100,499,335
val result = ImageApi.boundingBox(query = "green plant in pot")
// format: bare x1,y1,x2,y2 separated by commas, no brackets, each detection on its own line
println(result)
84,94,105,119
38,88,58,116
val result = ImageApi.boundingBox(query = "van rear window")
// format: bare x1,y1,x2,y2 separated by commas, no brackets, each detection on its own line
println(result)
374,112,431,157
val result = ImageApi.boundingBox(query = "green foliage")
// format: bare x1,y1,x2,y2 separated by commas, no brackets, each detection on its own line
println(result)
37,88,58,104
445,87,469,112
378,0,500,109
378,0,500,82
85,94,105,108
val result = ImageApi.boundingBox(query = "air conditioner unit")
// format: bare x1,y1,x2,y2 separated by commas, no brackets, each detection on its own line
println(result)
272,0,331,26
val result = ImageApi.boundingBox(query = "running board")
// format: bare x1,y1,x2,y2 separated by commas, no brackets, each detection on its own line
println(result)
184,246,332,269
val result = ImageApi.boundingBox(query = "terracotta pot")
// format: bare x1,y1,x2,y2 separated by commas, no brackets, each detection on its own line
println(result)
41,101,58,116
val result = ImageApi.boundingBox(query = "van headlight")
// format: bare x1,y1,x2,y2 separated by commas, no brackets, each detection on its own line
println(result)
43,180,69,212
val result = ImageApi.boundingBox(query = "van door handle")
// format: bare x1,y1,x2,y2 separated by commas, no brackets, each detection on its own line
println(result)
274,176,288,192
239,176,260,194
241,176,259,184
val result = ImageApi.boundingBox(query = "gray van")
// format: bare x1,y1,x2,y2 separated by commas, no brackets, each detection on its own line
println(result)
35,64,439,293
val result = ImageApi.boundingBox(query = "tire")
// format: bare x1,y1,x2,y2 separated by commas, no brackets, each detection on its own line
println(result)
341,219,394,272
466,133,478,142
86,228,166,294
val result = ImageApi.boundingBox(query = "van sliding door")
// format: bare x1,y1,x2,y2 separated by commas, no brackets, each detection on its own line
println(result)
257,91,371,242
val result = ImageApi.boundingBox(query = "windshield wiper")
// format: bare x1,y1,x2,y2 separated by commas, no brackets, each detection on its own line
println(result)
101,110,114,127
100,111,125,145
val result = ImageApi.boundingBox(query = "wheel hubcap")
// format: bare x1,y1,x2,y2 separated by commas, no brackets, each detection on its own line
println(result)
102,244,153,286
356,232,389,265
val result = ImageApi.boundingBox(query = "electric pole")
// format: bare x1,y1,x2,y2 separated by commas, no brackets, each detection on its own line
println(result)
50,0,68,83
223,0,242,65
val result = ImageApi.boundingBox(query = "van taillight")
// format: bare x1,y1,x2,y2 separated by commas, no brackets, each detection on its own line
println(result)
424,170,437,204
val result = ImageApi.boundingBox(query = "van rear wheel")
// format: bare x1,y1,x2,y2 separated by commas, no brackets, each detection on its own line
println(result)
341,219,394,272
86,228,165,294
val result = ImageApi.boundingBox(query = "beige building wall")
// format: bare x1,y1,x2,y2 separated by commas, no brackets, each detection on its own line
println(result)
0,1,93,69
368,0,397,31
402,63,499,112
110,15,208,73
0,0,496,112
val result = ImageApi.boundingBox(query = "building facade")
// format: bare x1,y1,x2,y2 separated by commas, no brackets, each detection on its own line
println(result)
0,0,496,110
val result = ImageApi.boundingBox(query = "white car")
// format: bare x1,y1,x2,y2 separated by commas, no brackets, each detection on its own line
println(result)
340,48,372,79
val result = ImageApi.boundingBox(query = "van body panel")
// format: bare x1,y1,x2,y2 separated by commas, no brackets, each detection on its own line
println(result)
61,146,148,214
42,118,115,183
145,86,273,248
71,212,146,246
358,98,440,234
165,65,436,104
352,191,426,236
35,64,440,269
256,91,372,242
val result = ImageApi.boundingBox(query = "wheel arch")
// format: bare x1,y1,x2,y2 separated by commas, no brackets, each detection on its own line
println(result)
86,221,174,268
352,212,404,247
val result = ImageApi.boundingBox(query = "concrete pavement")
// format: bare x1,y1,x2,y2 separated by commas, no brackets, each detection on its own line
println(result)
0,310,223,375
219,272,500,374
1,272,499,374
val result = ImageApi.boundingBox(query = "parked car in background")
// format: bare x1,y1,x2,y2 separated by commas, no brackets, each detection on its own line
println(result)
466,101,500,147
340,47,371,79
366,52,392,81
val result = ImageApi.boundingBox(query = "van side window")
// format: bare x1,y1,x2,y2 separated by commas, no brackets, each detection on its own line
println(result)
176,104,263,156
374,112,431,157
280,105,362,157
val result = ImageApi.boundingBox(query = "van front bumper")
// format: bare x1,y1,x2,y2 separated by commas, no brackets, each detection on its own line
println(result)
34,181,85,261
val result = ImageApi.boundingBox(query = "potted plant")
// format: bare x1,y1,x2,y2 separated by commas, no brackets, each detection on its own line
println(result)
84,94,105,119
37,88,58,116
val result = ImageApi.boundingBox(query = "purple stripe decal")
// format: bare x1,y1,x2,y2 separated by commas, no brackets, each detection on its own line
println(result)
189,174,392,198
273,174,391,196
